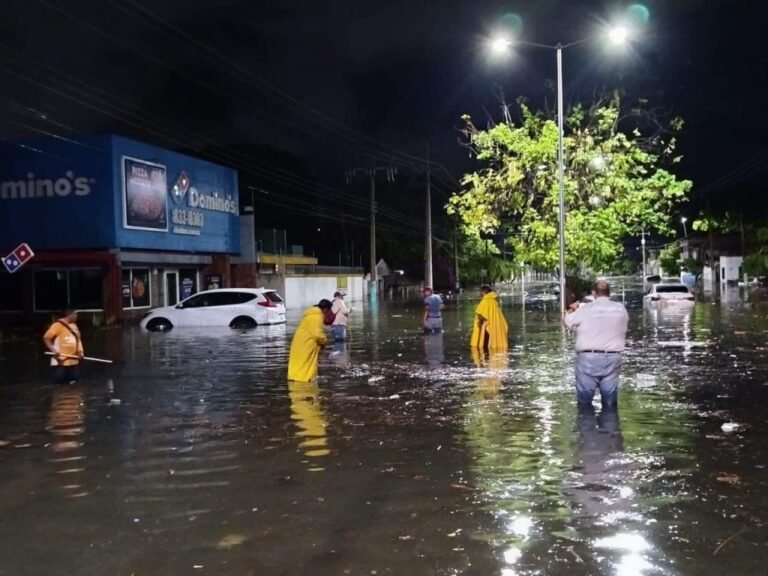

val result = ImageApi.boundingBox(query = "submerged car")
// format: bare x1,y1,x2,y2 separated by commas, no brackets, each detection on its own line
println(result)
140,288,286,331
644,283,695,307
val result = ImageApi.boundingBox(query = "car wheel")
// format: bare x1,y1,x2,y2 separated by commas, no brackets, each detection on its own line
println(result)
230,316,257,330
147,318,173,332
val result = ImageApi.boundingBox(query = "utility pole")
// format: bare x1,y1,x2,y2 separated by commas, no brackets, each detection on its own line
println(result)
740,211,747,285
370,168,376,294
345,163,396,302
453,225,460,292
425,141,433,288
640,225,649,291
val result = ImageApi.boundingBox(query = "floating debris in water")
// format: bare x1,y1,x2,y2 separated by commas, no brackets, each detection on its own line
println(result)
721,422,741,433
216,533,247,549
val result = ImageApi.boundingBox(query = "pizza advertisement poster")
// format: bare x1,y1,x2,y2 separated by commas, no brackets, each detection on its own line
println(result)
123,157,168,231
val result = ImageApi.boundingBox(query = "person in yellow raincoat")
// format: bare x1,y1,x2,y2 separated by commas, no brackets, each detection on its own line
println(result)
287,299,333,382
470,285,508,351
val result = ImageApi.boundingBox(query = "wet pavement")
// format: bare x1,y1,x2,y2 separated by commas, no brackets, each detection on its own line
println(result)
2,286,768,575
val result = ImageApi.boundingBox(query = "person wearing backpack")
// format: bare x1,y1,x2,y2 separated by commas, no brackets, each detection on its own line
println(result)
43,309,84,384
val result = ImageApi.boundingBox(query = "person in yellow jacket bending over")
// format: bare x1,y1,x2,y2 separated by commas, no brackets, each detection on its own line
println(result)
470,285,509,351
288,299,333,382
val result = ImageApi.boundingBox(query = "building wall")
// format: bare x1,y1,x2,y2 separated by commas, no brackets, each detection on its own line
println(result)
1,136,239,255
0,136,115,251
283,275,364,309
110,136,239,254
720,256,743,284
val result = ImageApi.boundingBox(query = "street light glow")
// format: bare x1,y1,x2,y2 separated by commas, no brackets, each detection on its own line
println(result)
489,36,512,56
681,216,688,224
607,25,631,45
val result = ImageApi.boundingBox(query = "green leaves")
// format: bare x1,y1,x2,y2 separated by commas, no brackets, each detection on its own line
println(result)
449,102,693,272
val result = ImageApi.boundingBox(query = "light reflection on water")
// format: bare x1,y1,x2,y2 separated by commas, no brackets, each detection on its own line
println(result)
0,290,768,574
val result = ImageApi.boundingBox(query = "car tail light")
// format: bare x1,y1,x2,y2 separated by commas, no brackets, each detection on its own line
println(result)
258,300,276,308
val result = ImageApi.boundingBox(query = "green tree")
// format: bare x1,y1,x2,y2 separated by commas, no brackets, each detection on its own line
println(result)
682,257,704,277
658,242,681,277
691,210,741,234
447,99,692,273
743,253,767,278
459,234,514,285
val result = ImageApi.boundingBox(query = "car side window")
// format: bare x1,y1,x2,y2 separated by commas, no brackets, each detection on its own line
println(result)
180,292,255,308
181,294,206,308
205,293,241,307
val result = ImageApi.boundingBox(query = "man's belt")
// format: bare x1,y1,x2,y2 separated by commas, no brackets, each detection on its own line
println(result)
578,350,622,354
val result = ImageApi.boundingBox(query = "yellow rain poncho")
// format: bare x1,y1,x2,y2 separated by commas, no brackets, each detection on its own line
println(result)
470,291,508,350
287,306,328,382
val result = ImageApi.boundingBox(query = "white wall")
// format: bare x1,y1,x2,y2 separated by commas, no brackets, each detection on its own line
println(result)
284,276,365,309
719,256,743,284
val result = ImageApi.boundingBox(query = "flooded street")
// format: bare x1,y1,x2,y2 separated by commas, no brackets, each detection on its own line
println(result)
2,288,768,575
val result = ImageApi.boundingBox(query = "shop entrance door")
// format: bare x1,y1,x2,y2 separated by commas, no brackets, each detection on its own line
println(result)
165,271,179,306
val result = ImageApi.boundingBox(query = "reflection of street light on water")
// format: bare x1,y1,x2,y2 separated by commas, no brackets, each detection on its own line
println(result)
487,24,635,315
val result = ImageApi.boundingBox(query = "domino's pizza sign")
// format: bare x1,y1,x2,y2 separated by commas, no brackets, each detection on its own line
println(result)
2,242,35,273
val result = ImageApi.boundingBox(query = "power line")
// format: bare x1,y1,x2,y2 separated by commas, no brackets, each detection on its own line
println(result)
113,0,444,171
0,51,433,231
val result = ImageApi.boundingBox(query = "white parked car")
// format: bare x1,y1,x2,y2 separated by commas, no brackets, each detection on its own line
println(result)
140,288,286,331
644,283,695,307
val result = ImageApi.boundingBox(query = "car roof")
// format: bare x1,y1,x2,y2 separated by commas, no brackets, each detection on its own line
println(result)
194,288,276,295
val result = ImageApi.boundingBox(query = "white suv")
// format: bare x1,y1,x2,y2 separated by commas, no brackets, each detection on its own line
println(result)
140,288,286,331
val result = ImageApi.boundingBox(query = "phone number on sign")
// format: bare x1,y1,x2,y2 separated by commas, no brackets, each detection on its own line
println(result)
172,208,204,228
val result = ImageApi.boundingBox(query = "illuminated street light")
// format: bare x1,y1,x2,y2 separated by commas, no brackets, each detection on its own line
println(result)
681,216,688,237
484,23,634,316
607,25,631,46
489,36,512,56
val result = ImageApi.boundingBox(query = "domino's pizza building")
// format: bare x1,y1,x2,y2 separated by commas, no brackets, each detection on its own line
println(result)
0,135,250,324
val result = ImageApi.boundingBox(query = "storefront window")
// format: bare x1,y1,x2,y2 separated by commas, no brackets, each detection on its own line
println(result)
122,268,151,309
69,269,103,310
0,273,25,311
178,268,198,300
34,269,103,311
34,270,69,312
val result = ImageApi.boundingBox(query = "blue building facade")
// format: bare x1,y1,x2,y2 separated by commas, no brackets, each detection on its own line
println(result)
0,135,243,320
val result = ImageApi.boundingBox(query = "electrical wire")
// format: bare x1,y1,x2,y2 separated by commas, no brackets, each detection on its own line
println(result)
0,52,436,233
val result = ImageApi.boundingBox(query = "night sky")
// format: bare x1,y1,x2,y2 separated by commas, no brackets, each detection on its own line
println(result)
1,0,767,262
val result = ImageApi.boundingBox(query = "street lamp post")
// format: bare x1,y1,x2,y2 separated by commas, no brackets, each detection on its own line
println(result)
556,45,566,317
681,216,688,238
489,26,630,316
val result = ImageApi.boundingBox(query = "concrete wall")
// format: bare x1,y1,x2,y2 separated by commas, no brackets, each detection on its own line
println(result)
720,256,743,284
283,275,365,309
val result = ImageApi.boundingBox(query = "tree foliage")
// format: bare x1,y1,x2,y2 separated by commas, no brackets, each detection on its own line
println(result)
743,253,768,278
459,234,514,285
691,211,741,234
658,242,681,277
447,98,693,272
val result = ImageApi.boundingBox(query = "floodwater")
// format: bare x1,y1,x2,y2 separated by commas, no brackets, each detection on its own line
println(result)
2,286,768,575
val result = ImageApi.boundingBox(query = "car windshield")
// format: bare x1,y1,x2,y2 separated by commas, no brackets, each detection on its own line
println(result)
264,291,283,303
656,285,689,293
